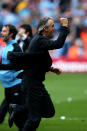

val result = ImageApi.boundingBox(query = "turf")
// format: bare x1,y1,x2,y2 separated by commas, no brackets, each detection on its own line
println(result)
0,73,87,131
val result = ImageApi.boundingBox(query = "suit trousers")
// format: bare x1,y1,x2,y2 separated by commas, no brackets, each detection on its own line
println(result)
22,80,55,131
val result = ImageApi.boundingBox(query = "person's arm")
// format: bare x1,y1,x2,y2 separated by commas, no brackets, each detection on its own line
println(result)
39,26,69,50
7,51,44,66
8,52,35,64
7,52,29,64
0,63,22,70
39,18,70,50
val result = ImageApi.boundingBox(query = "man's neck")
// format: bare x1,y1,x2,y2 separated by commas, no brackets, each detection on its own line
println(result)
8,38,13,42
6,38,13,43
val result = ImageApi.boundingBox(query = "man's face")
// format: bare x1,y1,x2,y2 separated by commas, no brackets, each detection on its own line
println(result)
1,26,10,42
45,19,56,39
18,28,26,36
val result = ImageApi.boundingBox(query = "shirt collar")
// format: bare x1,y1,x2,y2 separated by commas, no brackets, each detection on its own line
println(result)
7,40,17,45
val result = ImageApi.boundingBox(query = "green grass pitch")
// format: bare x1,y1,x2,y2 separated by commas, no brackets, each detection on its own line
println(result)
0,73,87,131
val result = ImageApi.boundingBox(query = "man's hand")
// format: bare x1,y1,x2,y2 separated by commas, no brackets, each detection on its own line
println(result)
59,17,71,27
16,34,27,41
52,68,62,75
50,67,62,75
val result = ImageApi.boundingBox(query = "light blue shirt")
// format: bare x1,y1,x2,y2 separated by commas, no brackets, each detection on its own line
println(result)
0,40,22,88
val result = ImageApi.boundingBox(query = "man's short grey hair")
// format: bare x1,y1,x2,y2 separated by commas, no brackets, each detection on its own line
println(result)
37,16,53,34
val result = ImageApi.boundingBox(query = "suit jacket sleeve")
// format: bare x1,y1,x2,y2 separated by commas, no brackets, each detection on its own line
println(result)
39,26,69,50
7,51,44,67
0,63,22,70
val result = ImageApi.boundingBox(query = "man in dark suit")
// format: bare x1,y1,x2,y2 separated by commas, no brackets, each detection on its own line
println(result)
8,16,70,131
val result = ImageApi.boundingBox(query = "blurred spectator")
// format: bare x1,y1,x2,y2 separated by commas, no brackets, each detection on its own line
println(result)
59,0,70,13
67,38,84,59
16,1,32,24
80,18,87,58
38,0,59,19
80,18,87,47
0,3,20,27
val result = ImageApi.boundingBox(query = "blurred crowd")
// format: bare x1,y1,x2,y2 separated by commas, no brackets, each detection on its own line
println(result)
0,0,87,60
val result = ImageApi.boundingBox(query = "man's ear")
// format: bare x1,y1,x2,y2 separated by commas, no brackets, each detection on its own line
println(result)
9,33,13,37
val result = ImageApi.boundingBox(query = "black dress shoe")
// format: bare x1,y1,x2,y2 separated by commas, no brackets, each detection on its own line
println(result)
8,104,17,127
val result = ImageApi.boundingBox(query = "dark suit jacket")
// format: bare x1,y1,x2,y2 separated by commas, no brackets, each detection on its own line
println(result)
25,26,69,81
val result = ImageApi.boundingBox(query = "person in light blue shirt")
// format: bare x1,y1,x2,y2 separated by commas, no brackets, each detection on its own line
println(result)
0,39,22,87
0,24,23,131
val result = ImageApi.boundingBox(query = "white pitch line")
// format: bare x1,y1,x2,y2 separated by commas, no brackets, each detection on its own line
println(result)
54,97,87,104
5,115,87,123
42,117,87,121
